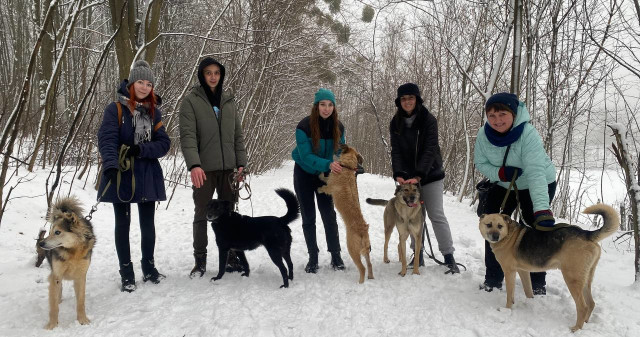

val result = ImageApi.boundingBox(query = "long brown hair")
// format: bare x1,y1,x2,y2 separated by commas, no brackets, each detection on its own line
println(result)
309,103,341,153
127,85,157,119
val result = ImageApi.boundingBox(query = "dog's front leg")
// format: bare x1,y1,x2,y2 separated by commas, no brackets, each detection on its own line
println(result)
504,269,517,309
211,248,229,282
74,274,90,325
518,270,534,299
45,274,62,330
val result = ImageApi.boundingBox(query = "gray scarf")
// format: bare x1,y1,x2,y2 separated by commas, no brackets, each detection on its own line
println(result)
118,95,152,145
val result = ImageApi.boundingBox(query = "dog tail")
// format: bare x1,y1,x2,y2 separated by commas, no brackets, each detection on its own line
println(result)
365,198,388,206
275,188,299,225
48,196,84,222
583,203,620,243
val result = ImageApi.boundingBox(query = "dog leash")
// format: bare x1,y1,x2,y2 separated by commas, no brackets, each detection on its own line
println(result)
228,168,253,215
419,204,467,273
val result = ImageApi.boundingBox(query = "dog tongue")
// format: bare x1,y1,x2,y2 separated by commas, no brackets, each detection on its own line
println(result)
408,203,418,207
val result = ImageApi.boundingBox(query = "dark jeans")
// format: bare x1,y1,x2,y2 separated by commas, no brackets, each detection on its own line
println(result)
114,201,156,266
483,181,557,288
293,164,341,258
192,170,236,255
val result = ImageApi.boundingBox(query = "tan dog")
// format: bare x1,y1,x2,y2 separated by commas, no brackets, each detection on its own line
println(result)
38,197,96,330
478,204,619,332
366,184,424,276
318,144,374,283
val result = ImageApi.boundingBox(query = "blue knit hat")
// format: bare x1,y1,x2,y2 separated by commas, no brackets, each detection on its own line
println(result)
314,88,336,105
485,92,519,115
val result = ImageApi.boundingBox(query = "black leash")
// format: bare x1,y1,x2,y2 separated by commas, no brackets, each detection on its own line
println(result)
228,168,252,215
419,203,467,274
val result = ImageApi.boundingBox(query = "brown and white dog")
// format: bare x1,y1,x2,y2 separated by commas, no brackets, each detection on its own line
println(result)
478,204,619,332
318,144,374,283
38,197,95,330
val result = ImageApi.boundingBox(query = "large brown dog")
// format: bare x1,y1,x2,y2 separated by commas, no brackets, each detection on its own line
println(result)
366,184,424,276
478,204,619,332
318,144,374,283
38,197,96,330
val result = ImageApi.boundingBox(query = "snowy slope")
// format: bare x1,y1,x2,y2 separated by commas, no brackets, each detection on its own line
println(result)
0,161,638,337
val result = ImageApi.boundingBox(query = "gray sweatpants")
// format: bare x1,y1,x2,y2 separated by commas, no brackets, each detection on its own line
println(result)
411,178,455,256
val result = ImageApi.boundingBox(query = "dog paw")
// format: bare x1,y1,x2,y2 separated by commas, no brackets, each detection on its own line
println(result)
280,284,289,288
570,325,582,332
78,316,90,325
412,270,420,275
383,259,390,264
398,271,406,277
210,276,221,282
44,321,58,330
241,272,249,277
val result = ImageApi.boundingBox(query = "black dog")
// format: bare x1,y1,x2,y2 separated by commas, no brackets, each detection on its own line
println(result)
206,188,299,288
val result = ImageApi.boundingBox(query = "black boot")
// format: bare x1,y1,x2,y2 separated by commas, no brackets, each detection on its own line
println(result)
305,253,319,274
479,280,502,292
190,253,207,278
119,262,136,293
330,251,345,270
443,253,460,274
141,259,166,284
225,250,244,273
408,249,425,268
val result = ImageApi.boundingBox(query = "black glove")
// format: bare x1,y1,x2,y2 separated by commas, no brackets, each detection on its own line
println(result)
104,168,118,183
125,145,140,158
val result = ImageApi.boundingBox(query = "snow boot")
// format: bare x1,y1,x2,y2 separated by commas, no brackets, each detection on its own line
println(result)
190,253,207,278
119,262,136,293
330,251,345,271
225,250,244,273
443,253,460,274
305,253,319,274
141,258,166,284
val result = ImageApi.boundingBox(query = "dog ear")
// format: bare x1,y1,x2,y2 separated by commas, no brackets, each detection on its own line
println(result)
501,214,512,224
356,153,364,165
479,214,485,220
394,184,402,194
339,144,349,153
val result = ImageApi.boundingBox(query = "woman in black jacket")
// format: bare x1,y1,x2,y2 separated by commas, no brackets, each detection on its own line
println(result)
389,83,459,274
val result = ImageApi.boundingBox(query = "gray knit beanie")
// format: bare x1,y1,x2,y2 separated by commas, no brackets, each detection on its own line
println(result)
128,60,155,87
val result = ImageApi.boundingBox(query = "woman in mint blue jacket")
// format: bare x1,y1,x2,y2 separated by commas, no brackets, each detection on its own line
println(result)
474,92,557,294
292,88,346,274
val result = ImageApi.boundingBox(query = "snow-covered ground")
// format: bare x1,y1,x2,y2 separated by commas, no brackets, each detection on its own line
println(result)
0,161,638,337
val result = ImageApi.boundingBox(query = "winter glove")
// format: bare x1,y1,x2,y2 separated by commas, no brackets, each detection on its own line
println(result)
125,144,140,158
533,210,555,230
104,168,118,183
498,166,523,182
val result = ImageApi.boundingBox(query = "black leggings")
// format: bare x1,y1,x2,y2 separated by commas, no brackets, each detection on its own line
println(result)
113,202,156,266
483,182,557,287
293,164,341,257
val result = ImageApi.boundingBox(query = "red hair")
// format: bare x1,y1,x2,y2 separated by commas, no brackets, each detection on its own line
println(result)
127,85,157,119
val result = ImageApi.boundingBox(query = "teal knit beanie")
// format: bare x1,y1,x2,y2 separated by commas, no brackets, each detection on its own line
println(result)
314,88,336,105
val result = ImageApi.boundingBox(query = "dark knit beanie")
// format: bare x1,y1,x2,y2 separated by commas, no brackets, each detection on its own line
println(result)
128,60,155,87
485,92,519,115
395,83,424,107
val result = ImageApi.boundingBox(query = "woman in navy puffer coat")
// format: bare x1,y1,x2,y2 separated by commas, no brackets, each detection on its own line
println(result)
97,60,170,292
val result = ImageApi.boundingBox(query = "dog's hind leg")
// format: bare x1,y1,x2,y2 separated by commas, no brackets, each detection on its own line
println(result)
563,270,589,332
45,274,62,330
236,250,250,277
584,249,601,324
282,245,294,280
518,270,534,298
383,220,393,263
347,239,366,284
211,248,229,282
74,273,90,325
266,247,289,288
363,247,374,280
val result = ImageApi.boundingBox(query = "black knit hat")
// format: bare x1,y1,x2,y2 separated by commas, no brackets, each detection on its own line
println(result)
485,92,519,115
395,83,424,107
197,57,226,109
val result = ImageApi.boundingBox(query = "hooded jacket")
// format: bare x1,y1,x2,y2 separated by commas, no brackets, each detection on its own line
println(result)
97,80,170,203
179,59,247,171
390,105,445,185
474,102,556,212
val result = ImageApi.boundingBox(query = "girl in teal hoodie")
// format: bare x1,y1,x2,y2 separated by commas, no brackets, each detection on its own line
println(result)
474,93,557,294
292,88,346,273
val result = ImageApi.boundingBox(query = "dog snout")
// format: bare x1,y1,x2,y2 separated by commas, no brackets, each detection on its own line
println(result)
39,241,46,248
489,232,500,242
